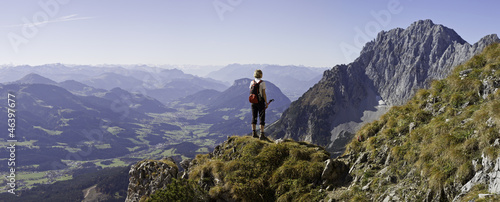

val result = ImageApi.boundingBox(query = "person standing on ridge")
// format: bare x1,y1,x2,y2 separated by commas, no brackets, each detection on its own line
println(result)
249,69,268,140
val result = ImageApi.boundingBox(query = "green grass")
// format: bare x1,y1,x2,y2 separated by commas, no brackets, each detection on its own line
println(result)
196,147,209,153
126,137,145,145
59,118,72,127
95,159,128,168
16,172,46,180
2,172,73,191
127,146,142,152
0,140,37,147
33,126,63,136
236,108,251,118
342,43,500,200
107,126,125,136
192,138,216,147
95,144,112,149
160,148,177,156
64,147,82,153
186,136,329,201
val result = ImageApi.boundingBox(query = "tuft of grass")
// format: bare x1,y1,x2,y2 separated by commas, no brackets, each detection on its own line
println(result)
186,136,330,201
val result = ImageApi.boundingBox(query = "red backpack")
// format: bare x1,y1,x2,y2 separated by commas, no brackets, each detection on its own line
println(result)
249,80,262,104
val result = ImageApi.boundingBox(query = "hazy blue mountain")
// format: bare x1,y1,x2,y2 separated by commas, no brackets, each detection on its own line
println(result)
194,78,291,135
78,69,227,104
58,79,108,96
14,72,58,85
177,89,222,105
81,72,144,91
206,64,327,101
13,73,107,97
103,87,175,113
1,65,229,105
145,80,207,104
11,73,174,114
0,64,120,83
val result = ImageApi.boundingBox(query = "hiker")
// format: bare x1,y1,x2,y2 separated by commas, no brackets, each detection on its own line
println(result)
249,69,269,140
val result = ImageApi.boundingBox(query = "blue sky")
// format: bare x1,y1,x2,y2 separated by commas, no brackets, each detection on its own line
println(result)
0,0,498,67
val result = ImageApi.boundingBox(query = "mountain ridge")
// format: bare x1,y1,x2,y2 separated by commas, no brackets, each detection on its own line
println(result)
267,19,500,156
335,42,500,201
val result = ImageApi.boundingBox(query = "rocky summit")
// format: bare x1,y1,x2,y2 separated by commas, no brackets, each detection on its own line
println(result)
125,136,350,201
266,19,500,157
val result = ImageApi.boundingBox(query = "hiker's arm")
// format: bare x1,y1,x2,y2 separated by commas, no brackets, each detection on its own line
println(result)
262,89,268,105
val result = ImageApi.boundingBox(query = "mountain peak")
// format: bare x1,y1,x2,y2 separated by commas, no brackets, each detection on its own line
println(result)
233,78,252,86
411,19,435,27
14,73,57,85
267,19,499,158
477,34,500,45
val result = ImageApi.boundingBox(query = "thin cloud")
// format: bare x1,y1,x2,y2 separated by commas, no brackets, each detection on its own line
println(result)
0,14,95,28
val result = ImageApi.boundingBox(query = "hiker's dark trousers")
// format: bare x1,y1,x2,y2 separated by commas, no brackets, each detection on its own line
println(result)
251,102,266,126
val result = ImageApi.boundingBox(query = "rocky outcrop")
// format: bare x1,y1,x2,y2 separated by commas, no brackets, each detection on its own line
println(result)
454,151,500,201
125,159,178,202
321,159,350,187
125,136,351,201
267,19,500,157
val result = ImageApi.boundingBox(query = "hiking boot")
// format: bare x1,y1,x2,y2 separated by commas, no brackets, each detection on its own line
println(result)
259,133,266,140
252,130,259,138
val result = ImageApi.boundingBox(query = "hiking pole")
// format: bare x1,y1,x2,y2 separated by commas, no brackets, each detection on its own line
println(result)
266,99,274,109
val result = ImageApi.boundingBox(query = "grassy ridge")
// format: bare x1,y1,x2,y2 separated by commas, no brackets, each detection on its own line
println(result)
341,43,500,200
150,136,332,201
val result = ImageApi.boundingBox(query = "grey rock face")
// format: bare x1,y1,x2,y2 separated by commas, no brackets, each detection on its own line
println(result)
321,159,350,186
365,20,498,106
125,160,178,202
267,19,500,157
454,153,500,201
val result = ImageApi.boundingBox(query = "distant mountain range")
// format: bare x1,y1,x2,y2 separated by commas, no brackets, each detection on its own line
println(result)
12,73,174,113
0,65,229,104
267,19,500,156
0,63,327,103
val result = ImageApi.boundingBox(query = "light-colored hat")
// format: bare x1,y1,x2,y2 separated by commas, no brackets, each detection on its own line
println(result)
254,69,263,78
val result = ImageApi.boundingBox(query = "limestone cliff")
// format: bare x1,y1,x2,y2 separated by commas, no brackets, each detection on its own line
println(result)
266,19,500,157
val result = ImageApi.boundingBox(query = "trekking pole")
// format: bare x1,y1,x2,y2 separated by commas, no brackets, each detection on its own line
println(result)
266,99,274,110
